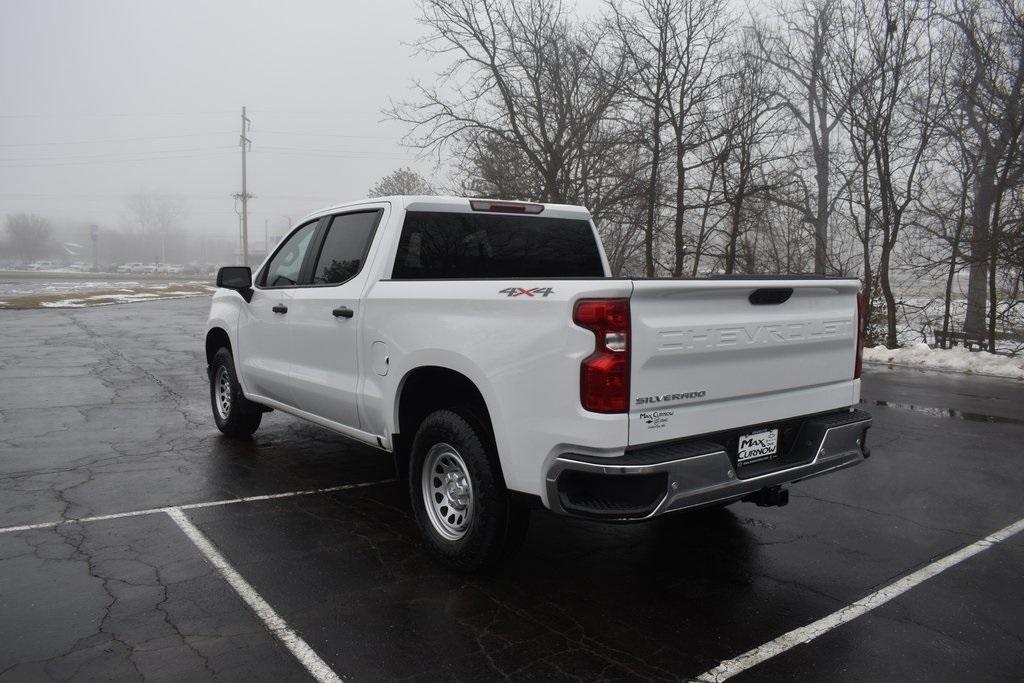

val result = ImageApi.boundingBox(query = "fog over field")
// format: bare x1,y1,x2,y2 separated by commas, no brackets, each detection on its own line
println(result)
0,0,438,263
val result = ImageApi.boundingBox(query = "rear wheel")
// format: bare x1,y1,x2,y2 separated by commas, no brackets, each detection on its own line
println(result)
209,347,262,437
409,408,528,572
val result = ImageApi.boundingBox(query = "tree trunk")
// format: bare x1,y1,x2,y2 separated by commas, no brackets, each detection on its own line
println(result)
672,134,686,277
725,154,749,275
644,111,663,278
963,164,997,339
941,254,957,349
941,176,970,348
691,159,720,277
878,245,898,348
859,155,874,344
987,188,1005,352
813,117,830,275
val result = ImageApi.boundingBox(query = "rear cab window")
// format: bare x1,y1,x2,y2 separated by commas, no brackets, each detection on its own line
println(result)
392,211,604,279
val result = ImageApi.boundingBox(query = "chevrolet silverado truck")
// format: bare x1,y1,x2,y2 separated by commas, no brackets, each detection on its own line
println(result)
206,196,871,571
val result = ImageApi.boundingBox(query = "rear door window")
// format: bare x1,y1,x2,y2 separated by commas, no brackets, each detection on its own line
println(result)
392,211,604,279
310,210,382,285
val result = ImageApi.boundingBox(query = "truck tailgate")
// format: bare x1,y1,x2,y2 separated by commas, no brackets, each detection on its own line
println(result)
628,279,861,447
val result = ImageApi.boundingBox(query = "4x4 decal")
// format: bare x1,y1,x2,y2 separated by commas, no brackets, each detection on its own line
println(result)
498,287,554,298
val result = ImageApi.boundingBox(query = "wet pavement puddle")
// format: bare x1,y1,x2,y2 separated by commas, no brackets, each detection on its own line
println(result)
861,399,1024,426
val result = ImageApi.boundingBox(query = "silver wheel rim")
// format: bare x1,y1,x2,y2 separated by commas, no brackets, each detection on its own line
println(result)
215,366,232,421
421,443,474,541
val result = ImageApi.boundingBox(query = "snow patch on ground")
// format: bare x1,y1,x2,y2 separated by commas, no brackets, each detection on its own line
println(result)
37,292,207,308
864,343,1024,380
38,301,89,308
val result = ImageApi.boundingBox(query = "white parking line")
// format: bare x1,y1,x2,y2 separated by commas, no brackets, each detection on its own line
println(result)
696,515,1024,681
167,507,342,682
0,479,395,535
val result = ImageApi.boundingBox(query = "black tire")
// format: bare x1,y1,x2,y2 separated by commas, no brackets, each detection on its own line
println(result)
409,407,529,572
209,347,262,438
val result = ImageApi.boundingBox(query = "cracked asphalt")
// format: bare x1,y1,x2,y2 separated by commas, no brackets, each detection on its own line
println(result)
1,296,1022,681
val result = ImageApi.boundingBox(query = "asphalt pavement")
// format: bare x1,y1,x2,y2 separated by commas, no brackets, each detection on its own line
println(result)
1,297,1022,681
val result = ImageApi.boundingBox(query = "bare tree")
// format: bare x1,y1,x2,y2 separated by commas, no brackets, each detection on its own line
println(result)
755,0,861,274
124,190,188,263
718,34,787,273
944,0,1024,345
914,119,976,347
661,0,730,276
368,167,434,197
4,213,53,262
844,0,937,347
608,0,679,276
458,133,542,199
389,0,627,218
384,0,1024,354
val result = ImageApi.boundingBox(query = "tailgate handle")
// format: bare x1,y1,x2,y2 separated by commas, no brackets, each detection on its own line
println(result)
749,288,793,305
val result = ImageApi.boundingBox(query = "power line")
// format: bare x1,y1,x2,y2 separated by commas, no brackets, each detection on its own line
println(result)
0,192,339,202
258,129,400,141
0,150,235,169
0,206,271,216
0,132,235,148
257,149,416,161
247,109,381,116
258,144,411,156
0,192,228,200
0,146,235,163
0,146,418,168
0,110,236,119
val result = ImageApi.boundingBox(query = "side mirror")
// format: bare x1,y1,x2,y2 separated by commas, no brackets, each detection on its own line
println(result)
216,266,253,302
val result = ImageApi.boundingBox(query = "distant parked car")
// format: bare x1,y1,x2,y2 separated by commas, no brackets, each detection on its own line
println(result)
27,261,58,271
139,264,158,274
118,262,143,274
166,264,184,275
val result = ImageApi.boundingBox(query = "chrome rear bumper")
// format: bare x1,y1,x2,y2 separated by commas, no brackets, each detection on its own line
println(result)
545,409,871,520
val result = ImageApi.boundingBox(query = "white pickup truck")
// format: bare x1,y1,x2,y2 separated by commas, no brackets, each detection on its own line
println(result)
206,196,871,570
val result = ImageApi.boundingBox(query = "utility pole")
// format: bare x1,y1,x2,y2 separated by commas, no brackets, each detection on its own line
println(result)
89,225,99,272
239,106,252,266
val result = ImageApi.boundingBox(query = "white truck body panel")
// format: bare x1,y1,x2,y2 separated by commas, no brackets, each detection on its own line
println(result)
362,278,632,497
628,279,861,446
208,195,865,510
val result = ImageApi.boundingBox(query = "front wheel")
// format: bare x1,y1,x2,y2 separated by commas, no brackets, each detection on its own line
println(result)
209,347,262,437
409,408,528,572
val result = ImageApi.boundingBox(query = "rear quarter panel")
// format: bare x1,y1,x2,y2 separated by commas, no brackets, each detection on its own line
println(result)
361,279,632,501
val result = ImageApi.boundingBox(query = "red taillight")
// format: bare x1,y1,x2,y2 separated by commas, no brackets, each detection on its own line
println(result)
855,291,866,379
574,298,630,413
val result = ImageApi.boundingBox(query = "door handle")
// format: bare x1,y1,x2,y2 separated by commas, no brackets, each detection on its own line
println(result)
332,306,354,319
272,304,288,314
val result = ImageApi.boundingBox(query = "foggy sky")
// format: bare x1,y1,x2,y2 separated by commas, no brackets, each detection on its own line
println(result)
0,0,438,240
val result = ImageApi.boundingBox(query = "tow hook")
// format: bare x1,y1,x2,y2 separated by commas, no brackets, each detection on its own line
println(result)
743,485,789,508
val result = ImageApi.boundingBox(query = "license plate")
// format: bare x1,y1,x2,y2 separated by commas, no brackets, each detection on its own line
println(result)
737,428,779,465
